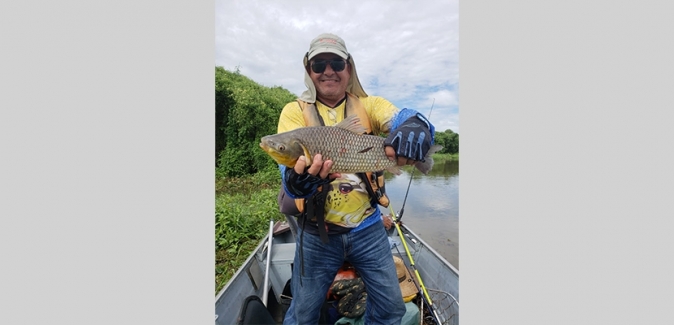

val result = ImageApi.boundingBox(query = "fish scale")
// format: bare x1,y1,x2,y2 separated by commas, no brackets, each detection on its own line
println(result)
289,126,394,173
259,115,442,175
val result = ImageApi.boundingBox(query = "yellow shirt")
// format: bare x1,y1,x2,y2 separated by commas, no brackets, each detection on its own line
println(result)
278,95,398,134
278,95,399,228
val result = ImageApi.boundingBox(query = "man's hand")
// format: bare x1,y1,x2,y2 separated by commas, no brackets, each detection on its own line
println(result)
382,214,394,230
293,153,341,180
384,147,416,166
384,114,433,166
284,153,340,198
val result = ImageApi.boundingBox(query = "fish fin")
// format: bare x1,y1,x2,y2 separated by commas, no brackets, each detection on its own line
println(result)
300,143,312,166
335,115,367,134
414,145,443,175
386,165,402,175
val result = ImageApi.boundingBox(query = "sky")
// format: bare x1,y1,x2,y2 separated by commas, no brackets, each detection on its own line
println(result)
215,0,459,133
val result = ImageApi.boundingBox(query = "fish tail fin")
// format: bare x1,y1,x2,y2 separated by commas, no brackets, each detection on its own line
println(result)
414,145,443,175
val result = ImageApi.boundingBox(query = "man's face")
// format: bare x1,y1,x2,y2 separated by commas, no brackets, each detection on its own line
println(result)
308,53,350,104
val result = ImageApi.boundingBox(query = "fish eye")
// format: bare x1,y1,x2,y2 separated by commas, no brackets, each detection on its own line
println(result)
278,145,285,151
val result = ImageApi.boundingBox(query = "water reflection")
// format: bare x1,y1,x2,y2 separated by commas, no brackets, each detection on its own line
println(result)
382,160,459,269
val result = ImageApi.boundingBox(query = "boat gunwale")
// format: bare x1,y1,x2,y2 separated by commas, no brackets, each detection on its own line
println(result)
216,223,458,300
400,223,459,277
215,232,270,302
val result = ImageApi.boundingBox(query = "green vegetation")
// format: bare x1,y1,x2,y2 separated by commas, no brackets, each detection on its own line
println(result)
215,167,284,293
215,67,294,292
214,67,459,294
215,67,297,177
434,129,459,154
432,152,459,163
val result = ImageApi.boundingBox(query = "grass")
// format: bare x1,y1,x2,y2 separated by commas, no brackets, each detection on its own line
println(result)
215,167,284,294
432,152,459,163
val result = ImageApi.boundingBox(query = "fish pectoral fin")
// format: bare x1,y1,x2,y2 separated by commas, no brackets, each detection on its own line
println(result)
335,115,367,134
299,143,313,166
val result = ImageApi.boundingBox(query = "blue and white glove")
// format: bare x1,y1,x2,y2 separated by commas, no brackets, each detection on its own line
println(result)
384,108,435,162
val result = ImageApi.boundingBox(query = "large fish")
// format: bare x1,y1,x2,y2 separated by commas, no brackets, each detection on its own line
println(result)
259,115,442,175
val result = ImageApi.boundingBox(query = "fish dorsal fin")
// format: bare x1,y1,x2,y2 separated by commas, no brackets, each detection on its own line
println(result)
334,114,366,134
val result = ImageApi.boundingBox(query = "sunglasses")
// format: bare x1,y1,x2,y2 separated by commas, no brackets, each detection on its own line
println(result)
310,59,347,74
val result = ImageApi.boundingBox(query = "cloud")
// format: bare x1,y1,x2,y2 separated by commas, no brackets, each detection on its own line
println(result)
215,0,459,133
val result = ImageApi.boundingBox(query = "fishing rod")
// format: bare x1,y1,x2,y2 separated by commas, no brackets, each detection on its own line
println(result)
388,99,444,323
396,98,435,222
388,205,443,324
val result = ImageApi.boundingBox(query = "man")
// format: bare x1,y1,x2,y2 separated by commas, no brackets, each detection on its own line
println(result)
278,33,435,325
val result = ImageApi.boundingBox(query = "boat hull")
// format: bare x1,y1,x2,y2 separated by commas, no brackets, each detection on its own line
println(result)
215,221,459,324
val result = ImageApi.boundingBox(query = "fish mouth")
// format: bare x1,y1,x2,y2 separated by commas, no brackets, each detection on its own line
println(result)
259,142,276,157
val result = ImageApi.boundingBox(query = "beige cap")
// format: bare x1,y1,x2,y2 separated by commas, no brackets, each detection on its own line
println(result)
307,33,349,60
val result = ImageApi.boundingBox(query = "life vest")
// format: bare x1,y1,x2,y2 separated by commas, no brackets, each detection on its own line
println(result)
293,93,391,215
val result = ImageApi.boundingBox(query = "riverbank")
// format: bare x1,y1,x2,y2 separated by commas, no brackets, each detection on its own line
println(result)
433,152,459,163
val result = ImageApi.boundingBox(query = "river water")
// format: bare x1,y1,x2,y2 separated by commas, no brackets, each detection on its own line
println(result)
383,160,459,269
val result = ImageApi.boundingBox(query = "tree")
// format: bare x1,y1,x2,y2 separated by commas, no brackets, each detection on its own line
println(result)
434,129,459,154
215,67,297,177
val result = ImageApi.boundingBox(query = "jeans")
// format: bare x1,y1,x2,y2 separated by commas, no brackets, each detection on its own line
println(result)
283,218,406,325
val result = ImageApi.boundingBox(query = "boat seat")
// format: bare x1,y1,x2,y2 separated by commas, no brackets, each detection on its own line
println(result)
270,243,295,264
268,243,295,305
